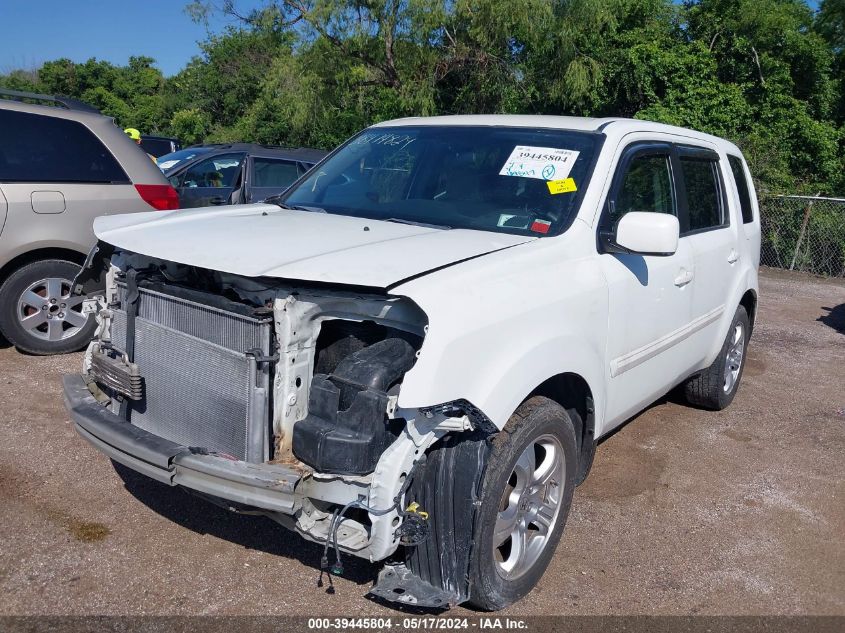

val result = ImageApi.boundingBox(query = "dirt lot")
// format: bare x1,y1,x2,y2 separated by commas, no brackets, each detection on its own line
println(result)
0,267,843,617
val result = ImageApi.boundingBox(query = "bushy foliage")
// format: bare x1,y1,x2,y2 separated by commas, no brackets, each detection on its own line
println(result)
2,0,843,195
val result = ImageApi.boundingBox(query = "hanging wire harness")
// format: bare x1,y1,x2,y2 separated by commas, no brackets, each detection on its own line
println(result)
317,457,429,593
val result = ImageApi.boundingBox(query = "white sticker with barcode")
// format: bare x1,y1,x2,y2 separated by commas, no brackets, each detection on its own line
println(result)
499,146,580,181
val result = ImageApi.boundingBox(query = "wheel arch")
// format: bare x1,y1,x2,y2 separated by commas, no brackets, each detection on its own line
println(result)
740,288,757,332
703,272,758,369
525,372,597,484
0,247,87,287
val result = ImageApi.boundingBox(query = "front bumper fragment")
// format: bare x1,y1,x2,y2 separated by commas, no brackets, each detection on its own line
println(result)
63,374,301,513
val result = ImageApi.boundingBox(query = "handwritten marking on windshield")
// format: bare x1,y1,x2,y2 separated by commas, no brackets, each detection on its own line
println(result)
352,133,416,150
501,162,538,178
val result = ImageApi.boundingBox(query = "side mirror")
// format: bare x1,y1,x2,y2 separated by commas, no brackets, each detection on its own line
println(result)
605,211,679,256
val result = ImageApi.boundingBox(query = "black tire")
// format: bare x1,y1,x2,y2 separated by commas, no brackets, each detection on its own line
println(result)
468,396,577,610
683,305,750,410
0,259,95,355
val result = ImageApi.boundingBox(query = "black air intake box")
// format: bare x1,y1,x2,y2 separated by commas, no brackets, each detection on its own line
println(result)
292,338,415,475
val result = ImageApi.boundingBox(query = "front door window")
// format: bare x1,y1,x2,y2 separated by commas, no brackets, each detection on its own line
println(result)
175,153,245,208
611,152,676,226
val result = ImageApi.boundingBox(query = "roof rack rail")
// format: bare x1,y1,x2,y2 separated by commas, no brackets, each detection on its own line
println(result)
0,88,101,114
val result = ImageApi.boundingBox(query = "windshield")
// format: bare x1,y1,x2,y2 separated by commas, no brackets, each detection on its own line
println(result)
156,147,213,173
283,126,600,236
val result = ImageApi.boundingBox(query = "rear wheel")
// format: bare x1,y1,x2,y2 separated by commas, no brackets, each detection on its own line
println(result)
468,396,577,610
0,259,95,355
683,305,750,410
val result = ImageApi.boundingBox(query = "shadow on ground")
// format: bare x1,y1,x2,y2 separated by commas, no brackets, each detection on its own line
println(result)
819,303,845,333
595,393,675,446
111,392,680,598
111,461,378,587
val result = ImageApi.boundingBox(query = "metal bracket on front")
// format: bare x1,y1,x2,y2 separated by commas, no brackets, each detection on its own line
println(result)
433,415,473,432
368,563,457,609
82,297,104,315
246,348,280,365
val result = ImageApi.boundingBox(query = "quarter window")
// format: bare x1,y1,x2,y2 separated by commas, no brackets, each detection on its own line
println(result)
610,152,676,226
728,155,754,223
680,155,725,232
0,109,128,183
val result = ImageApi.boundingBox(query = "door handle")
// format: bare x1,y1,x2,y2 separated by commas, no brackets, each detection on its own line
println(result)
209,196,226,205
674,269,694,287
728,249,739,264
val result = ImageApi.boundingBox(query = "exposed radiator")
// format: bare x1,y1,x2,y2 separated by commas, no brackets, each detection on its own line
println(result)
110,283,273,463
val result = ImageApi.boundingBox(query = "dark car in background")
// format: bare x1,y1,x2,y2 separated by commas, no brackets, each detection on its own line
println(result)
157,143,327,208
140,135,181,158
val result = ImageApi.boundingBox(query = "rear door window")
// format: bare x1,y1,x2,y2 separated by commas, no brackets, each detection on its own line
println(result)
0,109,128,183
678,150,726,233
727,155,754,223
252,158,302,188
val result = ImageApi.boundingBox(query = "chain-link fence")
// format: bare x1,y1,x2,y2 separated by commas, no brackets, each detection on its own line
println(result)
759,195,845,277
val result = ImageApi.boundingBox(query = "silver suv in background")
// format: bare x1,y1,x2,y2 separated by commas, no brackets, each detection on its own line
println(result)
0,90,179,355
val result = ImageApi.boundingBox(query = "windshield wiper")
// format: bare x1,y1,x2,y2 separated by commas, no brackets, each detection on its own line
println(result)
264,196,326,213
383,217,452,230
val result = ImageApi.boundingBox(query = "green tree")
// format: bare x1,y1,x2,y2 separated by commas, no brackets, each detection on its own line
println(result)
0,69,40,92
171,21,295,135
1,0,843,194
169,108,212,144
817,0,845,49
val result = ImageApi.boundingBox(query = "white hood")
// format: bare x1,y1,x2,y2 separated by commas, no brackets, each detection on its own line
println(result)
94,204,536,288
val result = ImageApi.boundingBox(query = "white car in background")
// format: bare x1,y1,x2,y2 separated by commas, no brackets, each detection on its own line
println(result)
65,115,760,610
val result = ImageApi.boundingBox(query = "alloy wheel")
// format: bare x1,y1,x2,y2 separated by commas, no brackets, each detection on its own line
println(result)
723,322,745,393
492,434,565,580
16,277,88,342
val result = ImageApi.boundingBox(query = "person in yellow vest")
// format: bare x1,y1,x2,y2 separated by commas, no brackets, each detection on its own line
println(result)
124,128,157,163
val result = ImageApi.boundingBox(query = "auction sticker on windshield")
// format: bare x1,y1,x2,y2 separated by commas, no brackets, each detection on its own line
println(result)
499,146,580,181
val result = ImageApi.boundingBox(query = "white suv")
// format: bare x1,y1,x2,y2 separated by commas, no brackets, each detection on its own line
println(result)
64,115,760,610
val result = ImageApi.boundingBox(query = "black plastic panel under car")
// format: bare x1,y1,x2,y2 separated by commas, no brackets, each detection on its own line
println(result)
369,430,490,608
292,338,415,475
71,241,115,296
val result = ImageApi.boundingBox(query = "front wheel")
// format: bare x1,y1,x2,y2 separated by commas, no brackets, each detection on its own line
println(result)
468,396,577,610
0,259,95,355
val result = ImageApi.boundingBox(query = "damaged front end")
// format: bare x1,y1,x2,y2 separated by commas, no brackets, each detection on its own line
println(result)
66,243,493,608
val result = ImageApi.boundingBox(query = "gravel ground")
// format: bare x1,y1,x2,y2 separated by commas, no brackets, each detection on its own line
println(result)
0,267,843,617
